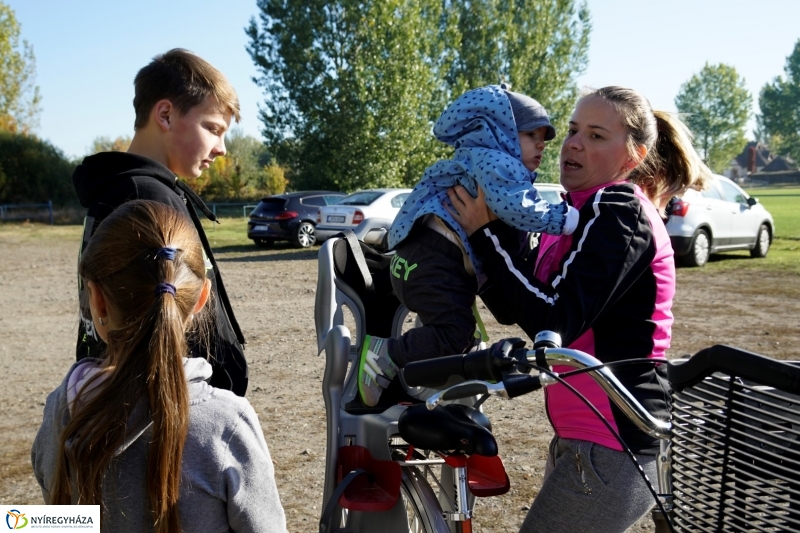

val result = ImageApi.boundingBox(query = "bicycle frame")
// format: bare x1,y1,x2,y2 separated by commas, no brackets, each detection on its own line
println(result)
315,231,672,532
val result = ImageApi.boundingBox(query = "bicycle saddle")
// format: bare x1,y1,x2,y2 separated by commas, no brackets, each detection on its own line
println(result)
398,403,497,456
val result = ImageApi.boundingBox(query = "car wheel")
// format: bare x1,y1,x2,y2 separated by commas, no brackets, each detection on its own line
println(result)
292,221,316,248
682,229,710,267
750,224,770,258
254,238,274,248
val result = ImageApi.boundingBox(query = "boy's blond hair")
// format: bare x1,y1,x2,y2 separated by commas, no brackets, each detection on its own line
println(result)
133,48,241,129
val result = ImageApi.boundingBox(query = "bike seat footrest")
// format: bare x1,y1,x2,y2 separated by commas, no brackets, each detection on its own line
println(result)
466,454,510,497
336,445,401,512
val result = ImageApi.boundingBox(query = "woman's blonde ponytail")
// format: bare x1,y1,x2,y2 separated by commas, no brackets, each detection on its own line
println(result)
585,87,713,209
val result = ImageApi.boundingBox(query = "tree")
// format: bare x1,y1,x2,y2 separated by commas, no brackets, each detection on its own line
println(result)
246,0,591,190
675,63,752,174
752,114,771,146
192,129,287,199
261,162,288,195
0,131,75,204
758,39,800,163
0,2,41,134
90,135,131,154
247,0,453,192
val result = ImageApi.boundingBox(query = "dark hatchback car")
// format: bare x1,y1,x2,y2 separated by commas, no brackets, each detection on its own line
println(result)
247,191,345,248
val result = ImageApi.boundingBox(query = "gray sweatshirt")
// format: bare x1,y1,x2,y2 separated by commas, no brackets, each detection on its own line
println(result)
31,358,287,533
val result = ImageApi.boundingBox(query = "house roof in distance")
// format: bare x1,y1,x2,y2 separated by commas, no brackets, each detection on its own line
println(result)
735,142,772,169
761,155,798,172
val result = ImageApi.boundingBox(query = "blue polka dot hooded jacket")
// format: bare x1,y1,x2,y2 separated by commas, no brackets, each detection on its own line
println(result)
389,84,571,276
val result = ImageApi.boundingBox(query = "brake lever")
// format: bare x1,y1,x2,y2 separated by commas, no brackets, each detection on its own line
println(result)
425,380,508,410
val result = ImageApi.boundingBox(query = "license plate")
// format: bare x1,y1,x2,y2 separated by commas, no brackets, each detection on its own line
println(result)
253,225,269,231
327,215,346,223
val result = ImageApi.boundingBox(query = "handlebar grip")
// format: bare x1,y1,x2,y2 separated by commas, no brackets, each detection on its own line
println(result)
503,374,542,399
463,348,502,381
403,354,468,387
402,338,528,388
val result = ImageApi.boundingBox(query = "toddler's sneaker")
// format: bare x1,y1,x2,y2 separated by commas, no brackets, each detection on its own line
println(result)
357,335,398,407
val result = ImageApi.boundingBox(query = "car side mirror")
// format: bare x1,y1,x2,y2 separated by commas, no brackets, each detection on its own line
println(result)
747,197,758,207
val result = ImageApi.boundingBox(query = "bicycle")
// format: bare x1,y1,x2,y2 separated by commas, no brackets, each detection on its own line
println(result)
315,232,800,533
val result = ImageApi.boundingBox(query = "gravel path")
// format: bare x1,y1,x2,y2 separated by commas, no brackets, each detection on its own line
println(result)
2,225,798,532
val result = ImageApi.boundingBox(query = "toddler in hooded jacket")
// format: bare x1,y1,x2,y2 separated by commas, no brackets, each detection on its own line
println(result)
357,84,578,407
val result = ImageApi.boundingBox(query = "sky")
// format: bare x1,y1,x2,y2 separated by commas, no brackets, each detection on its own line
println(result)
7,0,800,160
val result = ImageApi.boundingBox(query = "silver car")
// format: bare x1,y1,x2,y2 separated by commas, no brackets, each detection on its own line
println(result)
666,175,774,267
315,188,412,243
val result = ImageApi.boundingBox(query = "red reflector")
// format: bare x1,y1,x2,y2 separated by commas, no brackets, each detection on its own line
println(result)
352,210,364,225
316,209,321,224
671,200,690,217
275,211,298,220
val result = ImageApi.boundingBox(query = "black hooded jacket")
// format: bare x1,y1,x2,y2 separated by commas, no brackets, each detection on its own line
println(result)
73,152,248,395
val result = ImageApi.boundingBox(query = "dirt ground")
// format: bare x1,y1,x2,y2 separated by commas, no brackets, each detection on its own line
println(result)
2,227,799,532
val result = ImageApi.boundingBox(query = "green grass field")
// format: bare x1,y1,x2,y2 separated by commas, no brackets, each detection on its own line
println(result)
197,187,800,273
199,191,800,274
745,186,800,240
3,185,798,272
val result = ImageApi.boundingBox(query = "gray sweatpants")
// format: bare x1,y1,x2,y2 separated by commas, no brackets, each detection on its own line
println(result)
519,436,657,533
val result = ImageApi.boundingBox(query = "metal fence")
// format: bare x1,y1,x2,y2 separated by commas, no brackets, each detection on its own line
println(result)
207,202,259,218
0,201,53,224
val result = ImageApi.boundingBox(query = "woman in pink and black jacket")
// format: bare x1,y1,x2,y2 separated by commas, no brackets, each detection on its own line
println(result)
446,86,711,533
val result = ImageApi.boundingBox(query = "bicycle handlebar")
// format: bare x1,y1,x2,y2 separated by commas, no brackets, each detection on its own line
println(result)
403,333,672,440
402,337,527,387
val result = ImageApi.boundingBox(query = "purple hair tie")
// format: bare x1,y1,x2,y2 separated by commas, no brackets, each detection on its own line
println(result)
155,247,177,260
154,283,177,297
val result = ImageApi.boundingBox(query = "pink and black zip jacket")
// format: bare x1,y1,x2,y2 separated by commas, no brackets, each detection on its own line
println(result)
469,181,674,454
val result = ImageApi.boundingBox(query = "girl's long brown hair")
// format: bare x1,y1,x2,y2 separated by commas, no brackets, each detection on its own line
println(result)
51,200,208,533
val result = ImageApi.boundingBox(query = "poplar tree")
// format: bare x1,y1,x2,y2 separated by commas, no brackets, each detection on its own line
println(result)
247,0,591,190
0,2,41,134
758,39,800,164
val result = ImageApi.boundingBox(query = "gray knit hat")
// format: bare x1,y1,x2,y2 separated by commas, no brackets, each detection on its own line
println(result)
502,85,556,140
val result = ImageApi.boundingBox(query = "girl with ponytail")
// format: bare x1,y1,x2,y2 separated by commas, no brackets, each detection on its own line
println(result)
32,200,286,533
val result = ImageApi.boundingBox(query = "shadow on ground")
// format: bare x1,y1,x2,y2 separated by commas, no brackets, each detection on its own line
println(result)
213,243,318,263
675,251,754,268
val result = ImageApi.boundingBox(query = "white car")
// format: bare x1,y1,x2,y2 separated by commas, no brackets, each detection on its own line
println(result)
666,174,774,267
527,182,567,250
315,188,412,243
535,182,566,205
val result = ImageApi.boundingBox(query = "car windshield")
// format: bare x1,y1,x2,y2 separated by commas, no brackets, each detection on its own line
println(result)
338,191,383,206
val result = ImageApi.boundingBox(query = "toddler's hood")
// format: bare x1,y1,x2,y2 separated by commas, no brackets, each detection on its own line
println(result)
433,85,521,158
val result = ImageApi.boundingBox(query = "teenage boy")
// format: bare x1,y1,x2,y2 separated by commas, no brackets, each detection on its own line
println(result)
72,48,248,395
